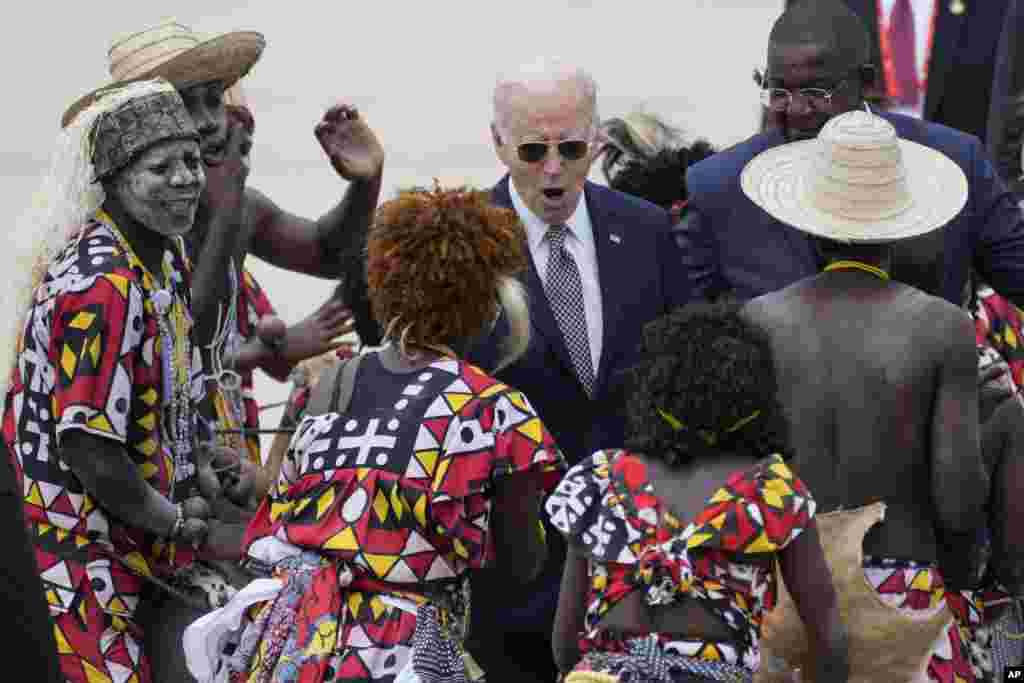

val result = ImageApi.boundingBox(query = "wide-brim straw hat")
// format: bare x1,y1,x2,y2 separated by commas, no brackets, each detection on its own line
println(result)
741,110,968,244
62,18,264,128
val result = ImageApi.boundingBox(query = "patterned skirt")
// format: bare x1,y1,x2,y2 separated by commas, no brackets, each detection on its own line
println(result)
863,555,992,682
572,635,752,683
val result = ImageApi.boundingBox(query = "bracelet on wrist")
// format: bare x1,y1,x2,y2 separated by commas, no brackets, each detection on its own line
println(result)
168,503,185,540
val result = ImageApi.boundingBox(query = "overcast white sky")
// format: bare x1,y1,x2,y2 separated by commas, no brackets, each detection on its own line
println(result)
2,1,784,451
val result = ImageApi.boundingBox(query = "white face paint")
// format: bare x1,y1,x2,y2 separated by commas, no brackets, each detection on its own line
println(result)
110,139,205,237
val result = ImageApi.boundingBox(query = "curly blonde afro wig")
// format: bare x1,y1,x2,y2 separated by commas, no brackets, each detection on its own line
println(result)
366,183,528,356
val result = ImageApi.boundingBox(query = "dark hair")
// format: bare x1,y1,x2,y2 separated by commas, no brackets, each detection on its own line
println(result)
768,0,873,76
814,237,892,265
623,301,791,466
609,141,716,209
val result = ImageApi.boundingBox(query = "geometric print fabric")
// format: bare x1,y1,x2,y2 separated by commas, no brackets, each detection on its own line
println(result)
2,211,204,682
545,450,816,673
235,354,565,681
864,556,990,683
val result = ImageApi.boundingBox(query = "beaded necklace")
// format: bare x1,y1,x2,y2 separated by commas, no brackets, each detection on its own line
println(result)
823,259,891,280
100,210,195,500
205,259,248,456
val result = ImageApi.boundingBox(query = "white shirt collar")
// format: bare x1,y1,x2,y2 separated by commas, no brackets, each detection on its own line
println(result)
508,179,592,251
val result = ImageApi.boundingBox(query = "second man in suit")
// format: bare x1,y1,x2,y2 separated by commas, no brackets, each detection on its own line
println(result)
782,0,1010,143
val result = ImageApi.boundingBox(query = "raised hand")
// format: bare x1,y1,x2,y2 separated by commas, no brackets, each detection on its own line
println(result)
314,104,385,182
206,443,261,509
260,300,357,366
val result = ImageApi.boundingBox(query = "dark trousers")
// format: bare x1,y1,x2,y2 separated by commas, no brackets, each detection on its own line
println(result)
466,631,559,683
469,531,567,683
0,454,62,681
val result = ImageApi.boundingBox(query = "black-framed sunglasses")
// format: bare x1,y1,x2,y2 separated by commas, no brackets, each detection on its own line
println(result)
516,139,591,164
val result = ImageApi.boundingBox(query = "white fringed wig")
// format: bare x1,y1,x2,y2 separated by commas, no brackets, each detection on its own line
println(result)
0,79,196,410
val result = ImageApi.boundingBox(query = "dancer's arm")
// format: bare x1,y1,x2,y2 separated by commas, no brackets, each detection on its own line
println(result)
492,469,547,583
62,431,209,543
552,545,588,674
778,521,849,683
246,104,383,279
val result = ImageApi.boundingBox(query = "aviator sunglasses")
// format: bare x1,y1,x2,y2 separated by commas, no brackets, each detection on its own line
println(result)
515,138,591,163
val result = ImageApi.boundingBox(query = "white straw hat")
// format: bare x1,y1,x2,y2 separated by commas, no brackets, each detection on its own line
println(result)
741,111,968,243
63,18,264,127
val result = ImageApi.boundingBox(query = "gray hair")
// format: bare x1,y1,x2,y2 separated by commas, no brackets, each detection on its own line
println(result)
492,57,599,140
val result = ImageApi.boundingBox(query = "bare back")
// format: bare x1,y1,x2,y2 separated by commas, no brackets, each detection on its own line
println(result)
743,272,983,563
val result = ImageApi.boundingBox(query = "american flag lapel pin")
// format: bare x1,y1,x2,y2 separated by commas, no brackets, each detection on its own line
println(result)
609,233,622,244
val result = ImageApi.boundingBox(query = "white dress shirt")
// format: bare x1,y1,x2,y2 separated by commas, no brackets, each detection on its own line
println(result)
509,181,603,373
878,0,939,119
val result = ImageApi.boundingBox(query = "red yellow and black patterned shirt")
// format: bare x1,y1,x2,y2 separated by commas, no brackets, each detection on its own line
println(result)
2,210,203,618
545,449,816,672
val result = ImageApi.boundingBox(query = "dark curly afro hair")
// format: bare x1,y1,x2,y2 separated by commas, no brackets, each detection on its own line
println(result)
366,183,527,351
623,301,791,466
609,141,716,210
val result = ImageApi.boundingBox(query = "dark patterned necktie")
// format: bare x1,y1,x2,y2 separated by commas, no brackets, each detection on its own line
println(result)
889,0,921,107
544,224,595,396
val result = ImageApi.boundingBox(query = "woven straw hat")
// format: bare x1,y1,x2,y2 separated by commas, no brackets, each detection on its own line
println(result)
62,18,264,128
741,111,968,243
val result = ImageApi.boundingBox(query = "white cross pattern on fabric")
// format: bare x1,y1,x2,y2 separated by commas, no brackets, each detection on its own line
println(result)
334,418,398,466
544,224,595,396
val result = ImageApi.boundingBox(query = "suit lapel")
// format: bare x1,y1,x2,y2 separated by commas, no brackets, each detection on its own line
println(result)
585,183,625,397
491,177,579,383
924,0,968,120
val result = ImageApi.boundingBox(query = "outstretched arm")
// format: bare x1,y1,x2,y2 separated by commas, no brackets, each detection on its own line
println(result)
778,521,849,683
223,303,356,382
247,104,384,279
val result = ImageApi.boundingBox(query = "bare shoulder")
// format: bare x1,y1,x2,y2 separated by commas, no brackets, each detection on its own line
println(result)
740,282,804,327
917,294,974,344
909,294,976,372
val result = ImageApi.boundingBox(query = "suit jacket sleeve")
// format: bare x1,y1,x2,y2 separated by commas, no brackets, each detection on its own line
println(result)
987,0,1024,182
971,135,1024,308
657,211,695,311
671,206,723,303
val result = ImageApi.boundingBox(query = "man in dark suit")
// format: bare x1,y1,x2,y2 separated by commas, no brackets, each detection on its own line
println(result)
987,0,1024,192
784,0,1010,143
681,0,1024,309
465,59,691,683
